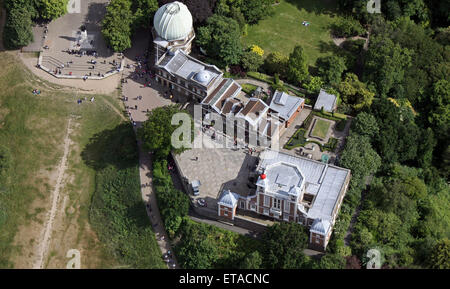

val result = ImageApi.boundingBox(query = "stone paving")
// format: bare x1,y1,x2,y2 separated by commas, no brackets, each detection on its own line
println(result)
36,0,123,78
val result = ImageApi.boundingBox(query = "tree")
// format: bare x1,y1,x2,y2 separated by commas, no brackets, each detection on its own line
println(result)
428,79,450,141
0,145,11,180
101,0,133,52
331,17,365,38
261,222,310,269
339,133,381,183
37,0,68,20
131,0,159,30
287,45,309,84
239,251,263,269
303,76,324,94
316,55,347,85
352,112,379,138
241,0,273,24
196,15,242,66
3,5,34,49
364,36,412,97
429,239,450,269
338,73,374,111
160,0,217,24
137,105,192,159
241,50,263,72
264,51,288,77
345,255,362,269
318,254,346,269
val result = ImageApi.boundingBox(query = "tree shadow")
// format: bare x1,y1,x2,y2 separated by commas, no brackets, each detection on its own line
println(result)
81,122,138,171
284,0,338,15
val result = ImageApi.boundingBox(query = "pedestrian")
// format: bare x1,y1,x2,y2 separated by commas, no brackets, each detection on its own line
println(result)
135,104,137,110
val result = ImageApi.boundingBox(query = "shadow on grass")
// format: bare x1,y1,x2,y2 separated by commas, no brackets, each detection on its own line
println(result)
284,0,338,15
81,122,138,171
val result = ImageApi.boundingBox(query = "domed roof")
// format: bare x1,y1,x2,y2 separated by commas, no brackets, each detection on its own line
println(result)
153,1,193,41
310,218,331,235
194,70,211,84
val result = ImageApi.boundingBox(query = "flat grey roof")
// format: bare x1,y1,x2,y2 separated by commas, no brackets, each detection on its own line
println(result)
258,149,350,222
269,90,304,120
314,89,337,112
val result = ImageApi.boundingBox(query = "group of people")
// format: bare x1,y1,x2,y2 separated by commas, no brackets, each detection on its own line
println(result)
76,97,95,104
32,89,41,95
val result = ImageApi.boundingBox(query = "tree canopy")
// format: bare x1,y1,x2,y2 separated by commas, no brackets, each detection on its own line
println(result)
287,45,309,84
196,14,242,66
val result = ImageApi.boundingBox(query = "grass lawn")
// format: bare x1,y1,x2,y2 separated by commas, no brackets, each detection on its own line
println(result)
0,52,163,268
242,0,339,66
311,118,331,139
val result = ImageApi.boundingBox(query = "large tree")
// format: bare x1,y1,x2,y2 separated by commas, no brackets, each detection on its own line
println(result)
101,0,133,52
351,112,379,138
287,45,309,85
132,0,159,30
37,0,68,20
196,15,242,66
261,222,310,269
338,73,374,111
316,55,347,85
3,6,34,49
137,105,192,158
263,51,288,77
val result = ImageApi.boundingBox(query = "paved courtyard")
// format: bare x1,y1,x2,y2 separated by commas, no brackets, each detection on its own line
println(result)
37,0,123,78
173,141,259,210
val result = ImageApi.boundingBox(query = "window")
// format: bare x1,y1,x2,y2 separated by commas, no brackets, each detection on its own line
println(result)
283,214,289,221
263,208,269,215
273,199,281,210
240,201,245,209
263,195,270,207
284,200,290,213
250,204,256,211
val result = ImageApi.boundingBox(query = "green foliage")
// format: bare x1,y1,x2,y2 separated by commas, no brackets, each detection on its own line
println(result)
318,254,346,269
261,222,310,269
3,3,34,49
316,55,347,85
241,50,264,72
101,0,133,52
137,105,192,159
37,0,68,20
370,98,421,165
287,45,309,84
197,15,242,66
131,0,159,30
240,0,274,24
152,159,190,237
351,112,379,138
176,218,262,269
304,76,324,94
0,146,11,180
86,123,164,268
364,36,412,97
337,73,374,111
428,79,450,142
339,133,381,184
429,239,450,269
331,17,365,37
263,51,288,77
239,251,263,269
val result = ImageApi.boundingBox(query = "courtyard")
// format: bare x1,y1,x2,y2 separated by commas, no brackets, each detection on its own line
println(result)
30,0,124,79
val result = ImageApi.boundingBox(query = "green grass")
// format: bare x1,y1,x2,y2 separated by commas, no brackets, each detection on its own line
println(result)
241,83,258,95
242,0,339,66
311,118,331,139
0,52,163,268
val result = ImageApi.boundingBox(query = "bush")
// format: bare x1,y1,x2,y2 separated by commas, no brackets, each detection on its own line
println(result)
3,5,34,49
331,17,365,38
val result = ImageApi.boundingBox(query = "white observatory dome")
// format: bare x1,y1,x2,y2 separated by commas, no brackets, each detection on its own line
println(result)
194,70,211,84
153,1,193,41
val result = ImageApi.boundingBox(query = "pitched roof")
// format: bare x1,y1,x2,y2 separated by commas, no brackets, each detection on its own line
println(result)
218,189,240,208
236,98,269,127
269,90,304,121
314,89,337,112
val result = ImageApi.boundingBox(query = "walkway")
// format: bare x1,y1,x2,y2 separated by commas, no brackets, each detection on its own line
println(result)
121,30,179,269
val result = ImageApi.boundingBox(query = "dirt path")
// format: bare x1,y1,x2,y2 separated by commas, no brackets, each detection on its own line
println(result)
33,119,72,269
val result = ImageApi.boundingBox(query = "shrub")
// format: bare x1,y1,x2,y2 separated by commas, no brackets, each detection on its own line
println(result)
331,17,365,38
